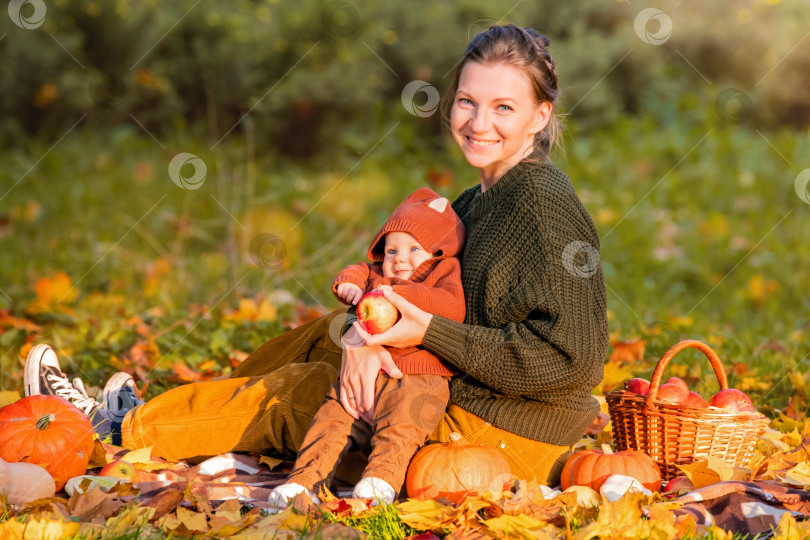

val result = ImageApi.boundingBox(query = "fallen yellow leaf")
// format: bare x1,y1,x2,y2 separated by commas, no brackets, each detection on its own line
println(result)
677,456,752,488
121,446,154,464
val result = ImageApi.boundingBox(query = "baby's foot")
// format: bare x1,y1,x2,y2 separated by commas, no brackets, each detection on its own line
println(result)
268,483,319,513
352,477,396,505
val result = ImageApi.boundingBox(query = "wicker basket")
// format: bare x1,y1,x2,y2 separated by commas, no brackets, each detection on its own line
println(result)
605,339,769,481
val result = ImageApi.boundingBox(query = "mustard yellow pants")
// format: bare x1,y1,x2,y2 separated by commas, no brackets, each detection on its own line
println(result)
120,309,571,484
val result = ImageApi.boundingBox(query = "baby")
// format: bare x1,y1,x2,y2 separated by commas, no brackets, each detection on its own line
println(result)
269,187,466,508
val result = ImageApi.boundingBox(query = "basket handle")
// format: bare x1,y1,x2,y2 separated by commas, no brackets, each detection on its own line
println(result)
644,339,728,413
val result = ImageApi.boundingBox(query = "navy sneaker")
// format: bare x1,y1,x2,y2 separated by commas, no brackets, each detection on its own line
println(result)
102,372,144,422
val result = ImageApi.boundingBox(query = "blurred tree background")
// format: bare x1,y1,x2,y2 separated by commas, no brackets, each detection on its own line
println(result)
0,0,808,407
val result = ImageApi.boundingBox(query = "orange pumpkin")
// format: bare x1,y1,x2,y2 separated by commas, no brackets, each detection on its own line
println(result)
0,395,95,492
560,444,660,493
406,432,512,504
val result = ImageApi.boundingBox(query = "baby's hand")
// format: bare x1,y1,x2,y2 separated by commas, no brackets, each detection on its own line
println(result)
375,284,394,294
336,282,364,305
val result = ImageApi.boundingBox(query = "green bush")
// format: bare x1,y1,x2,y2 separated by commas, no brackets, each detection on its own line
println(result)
1,0,807,153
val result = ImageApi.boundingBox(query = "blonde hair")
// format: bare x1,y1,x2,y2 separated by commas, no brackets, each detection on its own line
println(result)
441,24,562,156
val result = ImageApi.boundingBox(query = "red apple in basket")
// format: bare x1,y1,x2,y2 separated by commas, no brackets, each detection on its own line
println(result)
665,377,690,395
357,290,400,335
710,389,756,413
685,391,709,409
625,378,650,396
656,383,687,405
98,460,139,483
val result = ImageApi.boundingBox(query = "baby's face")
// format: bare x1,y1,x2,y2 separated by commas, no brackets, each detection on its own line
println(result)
381,231,434,280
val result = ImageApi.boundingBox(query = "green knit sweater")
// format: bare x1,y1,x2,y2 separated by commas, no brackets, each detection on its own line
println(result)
422,154,609,446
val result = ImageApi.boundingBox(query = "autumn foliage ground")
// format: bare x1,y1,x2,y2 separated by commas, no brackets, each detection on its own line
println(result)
1,101,809,538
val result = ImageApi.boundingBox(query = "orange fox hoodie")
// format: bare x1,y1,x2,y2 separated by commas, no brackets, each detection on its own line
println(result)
332,187,465,376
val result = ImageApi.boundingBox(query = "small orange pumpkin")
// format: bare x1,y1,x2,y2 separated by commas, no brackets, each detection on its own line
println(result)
406,432,512,504
0,395,95,492
560,444,660,493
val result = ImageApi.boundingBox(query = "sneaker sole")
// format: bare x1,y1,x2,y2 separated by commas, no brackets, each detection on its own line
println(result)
24,344,53,397
103,372,135,406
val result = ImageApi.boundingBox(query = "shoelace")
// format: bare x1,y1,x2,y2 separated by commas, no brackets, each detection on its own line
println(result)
47,374,99,414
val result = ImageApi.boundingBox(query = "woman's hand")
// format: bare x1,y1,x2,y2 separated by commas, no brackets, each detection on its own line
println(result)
353,286,433,349
340,325,402,421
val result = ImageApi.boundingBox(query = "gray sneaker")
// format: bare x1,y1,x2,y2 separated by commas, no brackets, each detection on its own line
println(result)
24,344,100,416
102,372,144,422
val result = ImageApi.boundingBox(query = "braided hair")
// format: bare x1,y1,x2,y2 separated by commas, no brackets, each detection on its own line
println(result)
441,24,562,156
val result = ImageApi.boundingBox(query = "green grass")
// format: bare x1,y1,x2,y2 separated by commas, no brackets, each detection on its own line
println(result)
1,96,809,538
2,94,807,409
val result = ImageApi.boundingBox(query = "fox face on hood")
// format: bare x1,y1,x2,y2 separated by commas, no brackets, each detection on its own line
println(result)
366,187,465,263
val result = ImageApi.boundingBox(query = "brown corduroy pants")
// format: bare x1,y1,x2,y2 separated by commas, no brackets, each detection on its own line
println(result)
120,308,571,485
287,373,449,495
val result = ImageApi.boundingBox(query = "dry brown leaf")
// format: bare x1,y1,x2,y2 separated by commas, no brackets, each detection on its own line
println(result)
144,487,185,521
66,486,124,523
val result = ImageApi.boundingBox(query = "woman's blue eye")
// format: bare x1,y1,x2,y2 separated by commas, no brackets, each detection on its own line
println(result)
497,104,512,111
459,98,473,105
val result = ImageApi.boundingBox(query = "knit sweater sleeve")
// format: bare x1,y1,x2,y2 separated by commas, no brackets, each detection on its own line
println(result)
389,258,465,323
422,191,607,398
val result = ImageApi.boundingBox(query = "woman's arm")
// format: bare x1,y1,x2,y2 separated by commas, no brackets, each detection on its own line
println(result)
360,195,608,399
339,325,402,420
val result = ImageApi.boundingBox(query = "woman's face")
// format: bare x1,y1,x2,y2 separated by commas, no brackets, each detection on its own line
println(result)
450,61,551,180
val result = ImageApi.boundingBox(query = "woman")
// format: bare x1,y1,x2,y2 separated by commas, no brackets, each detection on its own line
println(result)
25,24,607,485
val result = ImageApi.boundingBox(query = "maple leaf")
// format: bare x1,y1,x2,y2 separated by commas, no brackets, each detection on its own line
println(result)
397,499,457,530
677,457,752,488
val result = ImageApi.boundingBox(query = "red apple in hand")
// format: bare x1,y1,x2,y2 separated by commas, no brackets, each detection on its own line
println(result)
98,460,139,483
685,391,709,408
357,290,400,335
626,378,650,396
710,389,756,413
656,382,687,405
